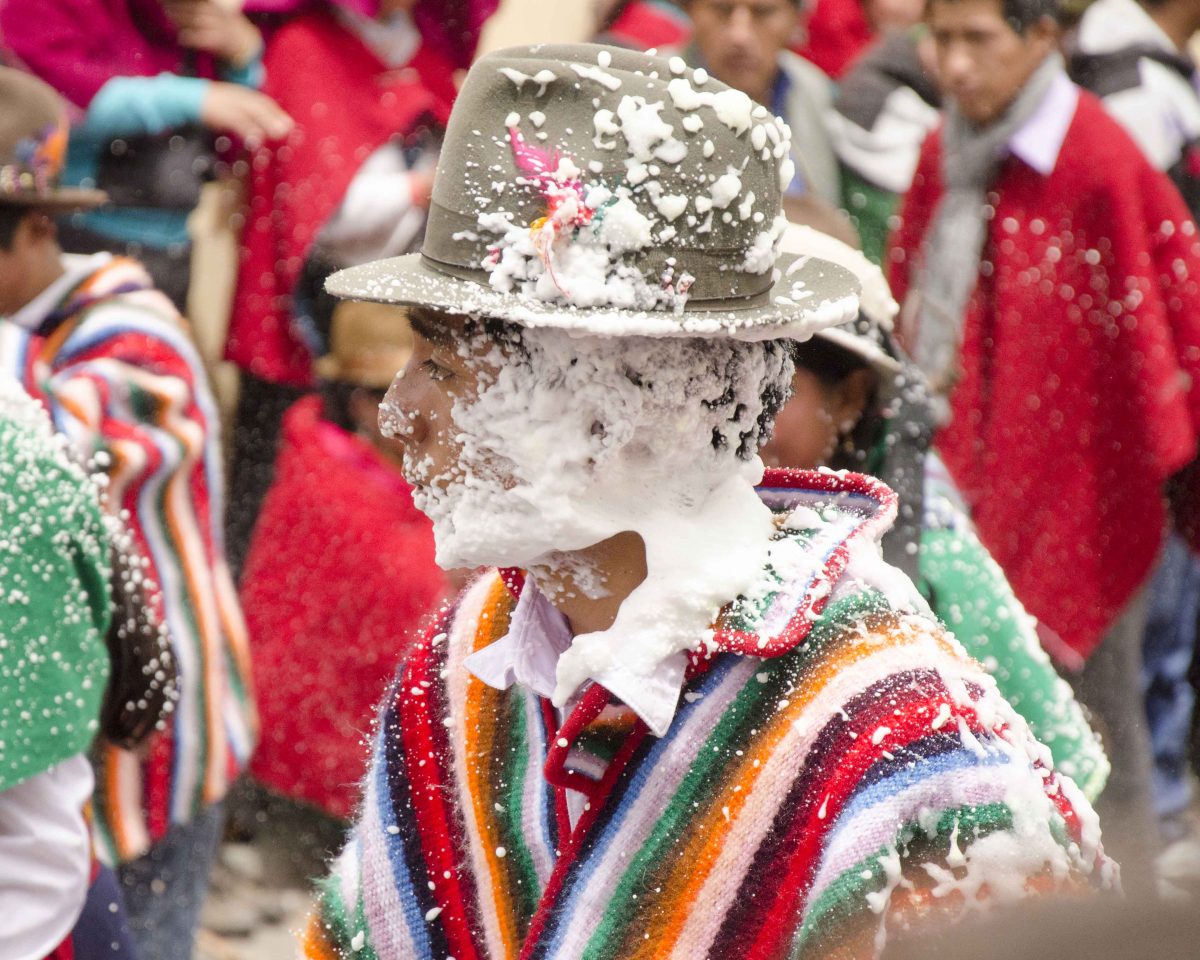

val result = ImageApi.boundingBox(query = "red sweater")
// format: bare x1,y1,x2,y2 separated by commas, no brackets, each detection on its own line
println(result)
889,89,1200,661
242,397,446,817
225,11,454,386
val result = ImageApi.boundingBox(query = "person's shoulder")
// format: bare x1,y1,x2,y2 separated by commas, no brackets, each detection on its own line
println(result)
778,49,834,101
57,257,197,360
1060,88,1159,172
265,8,342,58
0,377,104,545
409,570,513,667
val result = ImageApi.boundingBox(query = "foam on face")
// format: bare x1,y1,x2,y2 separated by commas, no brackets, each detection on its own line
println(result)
382,326,793,707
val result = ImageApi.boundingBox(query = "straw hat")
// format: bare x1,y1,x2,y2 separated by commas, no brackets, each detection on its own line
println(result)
314,301,415,389
0,68,107,211
327,43,859,340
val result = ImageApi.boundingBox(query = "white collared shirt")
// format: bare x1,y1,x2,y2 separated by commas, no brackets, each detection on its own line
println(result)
0,755,94,960
464,581,689,737
1007,70,1080,176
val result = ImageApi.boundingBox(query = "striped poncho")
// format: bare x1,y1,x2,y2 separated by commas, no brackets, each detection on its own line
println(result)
0,253,254,864
305,470,1111,960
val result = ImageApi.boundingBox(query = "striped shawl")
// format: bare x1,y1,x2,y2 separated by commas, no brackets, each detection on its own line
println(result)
0,255,254,863
304,470,1111,960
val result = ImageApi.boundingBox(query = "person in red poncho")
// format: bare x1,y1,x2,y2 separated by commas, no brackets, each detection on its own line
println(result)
240,300,449,863
595,0,693,49
224,0,497,580
888,0,1200,891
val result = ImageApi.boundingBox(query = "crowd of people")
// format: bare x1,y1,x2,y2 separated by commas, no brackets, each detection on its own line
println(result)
3,0,1200,958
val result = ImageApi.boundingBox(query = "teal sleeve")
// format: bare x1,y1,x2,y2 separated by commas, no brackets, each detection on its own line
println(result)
79,73,210,141
0,409,111,791
220,47,264,89
919,525,1110,803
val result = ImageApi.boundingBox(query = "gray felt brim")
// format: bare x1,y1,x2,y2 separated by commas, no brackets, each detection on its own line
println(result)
326,250,861,342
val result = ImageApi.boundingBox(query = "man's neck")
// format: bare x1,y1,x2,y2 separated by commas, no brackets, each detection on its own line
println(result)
6,252,65,319
1148,1,1200,53
528,530,648,638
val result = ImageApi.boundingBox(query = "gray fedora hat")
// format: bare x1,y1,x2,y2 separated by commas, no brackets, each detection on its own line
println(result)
327,43,859,340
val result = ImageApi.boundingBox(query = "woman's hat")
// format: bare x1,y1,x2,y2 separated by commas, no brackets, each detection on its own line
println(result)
326,43,860,341
314,301,415,390
780,222,902,377
0,68,108,211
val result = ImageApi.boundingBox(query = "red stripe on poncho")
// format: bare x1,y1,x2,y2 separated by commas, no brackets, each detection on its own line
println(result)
889,90,1200,661
225,10,455,386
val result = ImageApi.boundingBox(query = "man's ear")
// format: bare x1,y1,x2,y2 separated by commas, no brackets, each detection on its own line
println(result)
832,367,876,428
17,211,58,247
1028,13,1059,54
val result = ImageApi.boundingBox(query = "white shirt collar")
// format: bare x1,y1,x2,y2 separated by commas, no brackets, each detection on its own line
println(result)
1078,0,1177,57
1007,70,1079,176
6,253,110,331
335,7,421,69
463,580,689,738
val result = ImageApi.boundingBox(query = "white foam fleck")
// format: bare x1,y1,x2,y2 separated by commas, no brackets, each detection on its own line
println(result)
571,62,622,91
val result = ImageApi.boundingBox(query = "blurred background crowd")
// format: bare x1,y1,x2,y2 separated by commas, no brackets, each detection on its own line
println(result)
4,0,1200,957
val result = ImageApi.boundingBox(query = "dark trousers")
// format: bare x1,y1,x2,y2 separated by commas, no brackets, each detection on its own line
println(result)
69,864,141,959
225,372,313,583
117,804,224,960
1071,589,1158,894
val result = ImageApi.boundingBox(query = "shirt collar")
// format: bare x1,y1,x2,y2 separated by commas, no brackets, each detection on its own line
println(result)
1007,70,1079,176
335,7,420,68
6,253,109,332
463,580,689,738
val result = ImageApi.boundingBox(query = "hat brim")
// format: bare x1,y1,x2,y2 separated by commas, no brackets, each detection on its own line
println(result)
325,251,860,342
0,187,109,212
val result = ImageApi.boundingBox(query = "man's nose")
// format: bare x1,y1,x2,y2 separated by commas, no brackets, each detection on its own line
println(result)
379,373,424,446
727,7,755,45
940,42,973,86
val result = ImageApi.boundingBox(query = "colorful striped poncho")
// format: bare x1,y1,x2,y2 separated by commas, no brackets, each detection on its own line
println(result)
304,470,1112,960
0,253,254,864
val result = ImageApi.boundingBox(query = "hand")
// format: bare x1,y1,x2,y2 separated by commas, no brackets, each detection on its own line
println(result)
200,82,293,146
410,169,436,210
164,0,263,67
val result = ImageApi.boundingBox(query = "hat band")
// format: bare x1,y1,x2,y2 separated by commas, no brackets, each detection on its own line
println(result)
0,117,69,201
422,203,776,307
0,161,53,199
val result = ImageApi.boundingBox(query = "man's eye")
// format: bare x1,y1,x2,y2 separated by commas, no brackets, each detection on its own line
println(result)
421,358,454,382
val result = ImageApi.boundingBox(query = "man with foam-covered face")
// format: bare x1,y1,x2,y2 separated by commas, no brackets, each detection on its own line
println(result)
303,43,1113,960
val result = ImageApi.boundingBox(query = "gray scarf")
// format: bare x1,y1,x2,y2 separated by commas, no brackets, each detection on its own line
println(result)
912,53,1065,402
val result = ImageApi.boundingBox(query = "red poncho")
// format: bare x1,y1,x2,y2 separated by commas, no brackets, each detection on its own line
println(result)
243,397,446,818
889,90,1200,662
795,0,873,80
225,9,455,386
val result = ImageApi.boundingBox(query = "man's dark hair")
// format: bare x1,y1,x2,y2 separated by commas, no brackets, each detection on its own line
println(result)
320,380,388,433
682,0,802,8
0,205,31,250
927,0,1060,32
788,333,884,472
